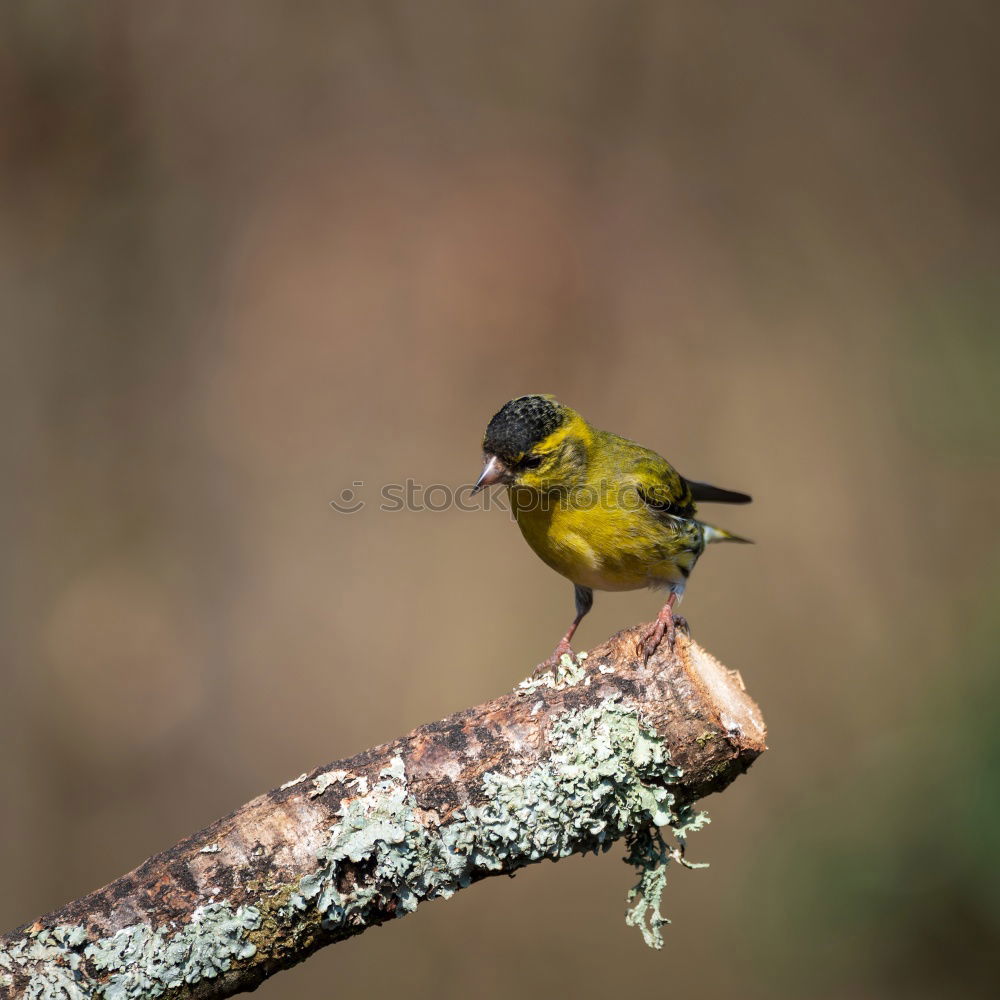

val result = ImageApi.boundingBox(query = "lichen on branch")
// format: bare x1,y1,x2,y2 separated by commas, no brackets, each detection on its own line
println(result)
0,627,766,1000
285,696,706,948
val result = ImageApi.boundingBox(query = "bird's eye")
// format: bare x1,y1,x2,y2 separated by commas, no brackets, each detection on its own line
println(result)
521,454,543,470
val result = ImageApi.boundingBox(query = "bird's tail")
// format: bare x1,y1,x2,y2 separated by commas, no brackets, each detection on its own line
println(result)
701,522,753,545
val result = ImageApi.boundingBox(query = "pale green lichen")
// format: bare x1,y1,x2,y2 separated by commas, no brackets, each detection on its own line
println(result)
0,904,261,1000
0,925,89,999
624,809,711,947
517,652,589,693
310,769,367,799
285,697,707,947
85,903,260,999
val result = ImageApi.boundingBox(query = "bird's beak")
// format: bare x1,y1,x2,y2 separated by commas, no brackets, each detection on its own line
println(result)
472,454,510,494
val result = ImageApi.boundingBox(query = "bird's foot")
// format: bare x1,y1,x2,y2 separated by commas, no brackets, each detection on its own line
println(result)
638,619,672,664
638,606,683,664
532,639,577,678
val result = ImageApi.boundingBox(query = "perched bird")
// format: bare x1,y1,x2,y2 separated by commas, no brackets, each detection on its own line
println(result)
473,394,751,670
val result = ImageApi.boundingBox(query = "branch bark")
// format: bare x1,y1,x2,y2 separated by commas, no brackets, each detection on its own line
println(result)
0,625,766,1000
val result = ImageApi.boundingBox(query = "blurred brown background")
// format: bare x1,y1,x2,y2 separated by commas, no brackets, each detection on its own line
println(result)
2,2,999,997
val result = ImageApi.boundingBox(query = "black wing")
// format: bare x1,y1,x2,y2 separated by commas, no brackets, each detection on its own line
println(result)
685,479,752,505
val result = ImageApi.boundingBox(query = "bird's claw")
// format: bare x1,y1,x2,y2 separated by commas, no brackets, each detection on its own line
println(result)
638,612,685,664
532,640,577,678
638,622,669,663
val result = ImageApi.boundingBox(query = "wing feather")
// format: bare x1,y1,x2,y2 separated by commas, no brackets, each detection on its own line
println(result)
685,479,752,505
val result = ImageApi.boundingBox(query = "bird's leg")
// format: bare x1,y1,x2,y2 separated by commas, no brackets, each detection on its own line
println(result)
532,585,593,678
638,592,679,664
531,624,579,678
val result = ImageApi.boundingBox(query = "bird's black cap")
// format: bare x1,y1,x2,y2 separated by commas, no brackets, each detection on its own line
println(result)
483,395,566,464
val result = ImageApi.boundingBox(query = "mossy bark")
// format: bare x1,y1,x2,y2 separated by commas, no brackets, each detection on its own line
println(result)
0,626,766,1000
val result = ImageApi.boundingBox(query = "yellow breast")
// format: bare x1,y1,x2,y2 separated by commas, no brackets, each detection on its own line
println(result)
512,486,696,593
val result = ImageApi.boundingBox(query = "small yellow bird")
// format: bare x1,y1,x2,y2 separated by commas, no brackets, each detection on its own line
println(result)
473,395,751,670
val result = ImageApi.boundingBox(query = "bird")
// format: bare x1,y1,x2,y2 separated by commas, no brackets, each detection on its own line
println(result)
472,394,751,672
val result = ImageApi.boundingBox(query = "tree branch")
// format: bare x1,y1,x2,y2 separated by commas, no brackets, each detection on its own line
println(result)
0,626,766,1000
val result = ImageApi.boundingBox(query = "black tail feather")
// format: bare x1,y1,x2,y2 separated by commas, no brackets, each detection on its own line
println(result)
686,479,752,505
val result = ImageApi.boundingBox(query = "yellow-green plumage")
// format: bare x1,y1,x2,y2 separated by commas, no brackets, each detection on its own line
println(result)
475,395,751,667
